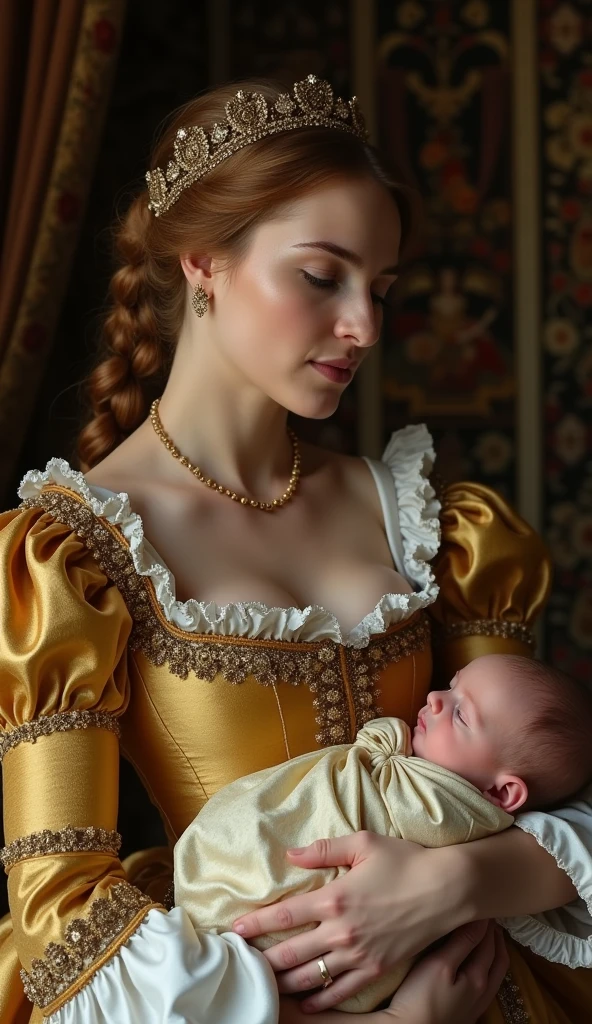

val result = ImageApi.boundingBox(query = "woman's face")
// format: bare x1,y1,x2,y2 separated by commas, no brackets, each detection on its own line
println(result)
208,176,402,419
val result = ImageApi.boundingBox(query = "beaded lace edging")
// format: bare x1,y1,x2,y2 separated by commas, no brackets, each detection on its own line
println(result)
21,882,155,1011
442,619,535,648
0,710,120,763
1,827,122,871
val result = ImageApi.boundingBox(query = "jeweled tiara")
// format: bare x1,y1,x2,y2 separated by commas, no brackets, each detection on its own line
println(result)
146,74,368,217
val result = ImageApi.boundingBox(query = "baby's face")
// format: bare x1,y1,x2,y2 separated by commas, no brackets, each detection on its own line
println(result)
411,655,529,798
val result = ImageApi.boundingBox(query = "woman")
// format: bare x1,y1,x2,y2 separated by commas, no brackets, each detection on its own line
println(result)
0,75,589,1023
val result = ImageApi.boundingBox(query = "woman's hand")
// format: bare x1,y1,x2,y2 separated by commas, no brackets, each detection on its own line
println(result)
384,919,509,1024
234,832,471,1011
278,921,508,1024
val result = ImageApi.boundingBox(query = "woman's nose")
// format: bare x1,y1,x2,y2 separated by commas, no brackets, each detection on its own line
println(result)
335,297,381,349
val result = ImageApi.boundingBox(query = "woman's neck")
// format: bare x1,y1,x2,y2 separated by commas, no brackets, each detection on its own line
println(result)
153,346,294,500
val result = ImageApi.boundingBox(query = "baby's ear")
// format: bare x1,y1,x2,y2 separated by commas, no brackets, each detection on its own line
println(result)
483,775,528,814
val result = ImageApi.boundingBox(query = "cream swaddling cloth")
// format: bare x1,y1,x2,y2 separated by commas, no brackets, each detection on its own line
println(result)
174,718,512,1013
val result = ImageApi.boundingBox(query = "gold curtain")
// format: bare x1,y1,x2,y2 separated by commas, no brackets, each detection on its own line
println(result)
0,0,126,507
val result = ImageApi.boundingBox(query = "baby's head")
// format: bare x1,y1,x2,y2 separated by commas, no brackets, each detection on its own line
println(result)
412,654,592,813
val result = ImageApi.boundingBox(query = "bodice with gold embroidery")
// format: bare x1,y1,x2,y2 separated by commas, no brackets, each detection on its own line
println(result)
0,426,550,1021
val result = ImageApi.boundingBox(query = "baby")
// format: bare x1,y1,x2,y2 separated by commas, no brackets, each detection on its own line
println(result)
174,654,592,1012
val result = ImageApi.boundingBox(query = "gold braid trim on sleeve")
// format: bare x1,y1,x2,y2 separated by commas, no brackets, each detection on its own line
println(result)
20,882,159,1012
0,710,121,763
439,619,535,648
1,826,122,871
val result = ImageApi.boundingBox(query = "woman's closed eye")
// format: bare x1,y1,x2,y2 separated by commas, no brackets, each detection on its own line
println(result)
301,269,390,308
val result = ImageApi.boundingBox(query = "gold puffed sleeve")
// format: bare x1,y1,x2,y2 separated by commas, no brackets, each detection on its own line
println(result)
427,482,552,685
0,504,162,1018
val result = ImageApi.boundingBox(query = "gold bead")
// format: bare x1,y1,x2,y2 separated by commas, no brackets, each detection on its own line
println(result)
149,396,300,513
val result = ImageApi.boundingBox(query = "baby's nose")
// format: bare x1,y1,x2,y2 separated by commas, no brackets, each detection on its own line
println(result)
427,691,443,713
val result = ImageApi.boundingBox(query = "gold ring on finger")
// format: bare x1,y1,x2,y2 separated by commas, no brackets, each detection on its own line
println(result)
317,958,333,988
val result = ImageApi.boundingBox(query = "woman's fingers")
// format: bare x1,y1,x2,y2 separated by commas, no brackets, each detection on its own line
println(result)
456,920,495,989
446,921,510,1019
434,919,490,979
300,968,371,1013
285,834,374,870
234,888,328,940
276,950,351,994
233,836,361,940
476,926,510,1015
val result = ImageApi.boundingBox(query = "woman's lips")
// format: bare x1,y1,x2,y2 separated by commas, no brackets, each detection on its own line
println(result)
309,361,353,384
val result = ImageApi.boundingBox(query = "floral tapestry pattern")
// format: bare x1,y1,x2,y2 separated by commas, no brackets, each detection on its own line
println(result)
540,0,592,676
377,0,515,497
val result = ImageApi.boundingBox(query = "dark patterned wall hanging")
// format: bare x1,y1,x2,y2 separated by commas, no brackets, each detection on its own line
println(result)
229,0,351,90
377,0,516,498
540,0,592,678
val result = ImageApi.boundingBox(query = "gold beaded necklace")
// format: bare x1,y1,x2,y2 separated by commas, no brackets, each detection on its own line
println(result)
149,398,301,512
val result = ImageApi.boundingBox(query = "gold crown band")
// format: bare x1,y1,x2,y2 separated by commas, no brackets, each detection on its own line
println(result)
146,74,368,217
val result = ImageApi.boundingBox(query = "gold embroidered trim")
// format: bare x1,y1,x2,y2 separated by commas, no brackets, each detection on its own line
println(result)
20,882,154,1010
442,619,535,647
497,971,529,1022
1,826,122,871
344,617,431,740
20,489,432,745
163,880,175,911
0,710,120,763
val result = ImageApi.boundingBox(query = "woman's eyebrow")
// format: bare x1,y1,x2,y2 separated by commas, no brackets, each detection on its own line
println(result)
291,241,399,275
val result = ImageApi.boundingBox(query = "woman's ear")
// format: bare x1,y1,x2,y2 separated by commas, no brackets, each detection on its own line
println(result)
180,254,213,291
483,775,528,814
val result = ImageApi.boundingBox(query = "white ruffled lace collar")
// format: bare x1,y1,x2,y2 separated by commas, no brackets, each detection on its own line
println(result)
18,425,440,649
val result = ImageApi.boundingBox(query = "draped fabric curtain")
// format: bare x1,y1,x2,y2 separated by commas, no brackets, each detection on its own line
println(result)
0,0,126,508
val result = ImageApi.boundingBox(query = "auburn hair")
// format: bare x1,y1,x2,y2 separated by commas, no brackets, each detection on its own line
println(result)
77,79,417,470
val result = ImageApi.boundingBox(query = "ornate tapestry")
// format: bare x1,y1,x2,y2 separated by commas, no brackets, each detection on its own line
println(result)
377,0,516,499
539,0,592,677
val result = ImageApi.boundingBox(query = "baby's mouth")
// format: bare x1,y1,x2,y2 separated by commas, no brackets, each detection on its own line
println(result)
416,710,427,732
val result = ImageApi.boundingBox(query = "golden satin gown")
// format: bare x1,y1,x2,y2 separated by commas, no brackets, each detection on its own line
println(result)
0,475,587,1023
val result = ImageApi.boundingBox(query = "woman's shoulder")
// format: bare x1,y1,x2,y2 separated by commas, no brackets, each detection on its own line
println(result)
84,424,154,496
2,457,135,596
0,463,132,735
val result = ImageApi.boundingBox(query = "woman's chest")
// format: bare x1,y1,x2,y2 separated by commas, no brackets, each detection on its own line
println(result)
135,486,412,634
120,614,432,840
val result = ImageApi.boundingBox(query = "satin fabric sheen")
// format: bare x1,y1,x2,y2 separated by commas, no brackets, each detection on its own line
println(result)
0,482,590,1022
175,717,511,1012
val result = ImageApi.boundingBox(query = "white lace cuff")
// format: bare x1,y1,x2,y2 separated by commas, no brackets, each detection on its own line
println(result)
499,787,592,967
45,907,278,1024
